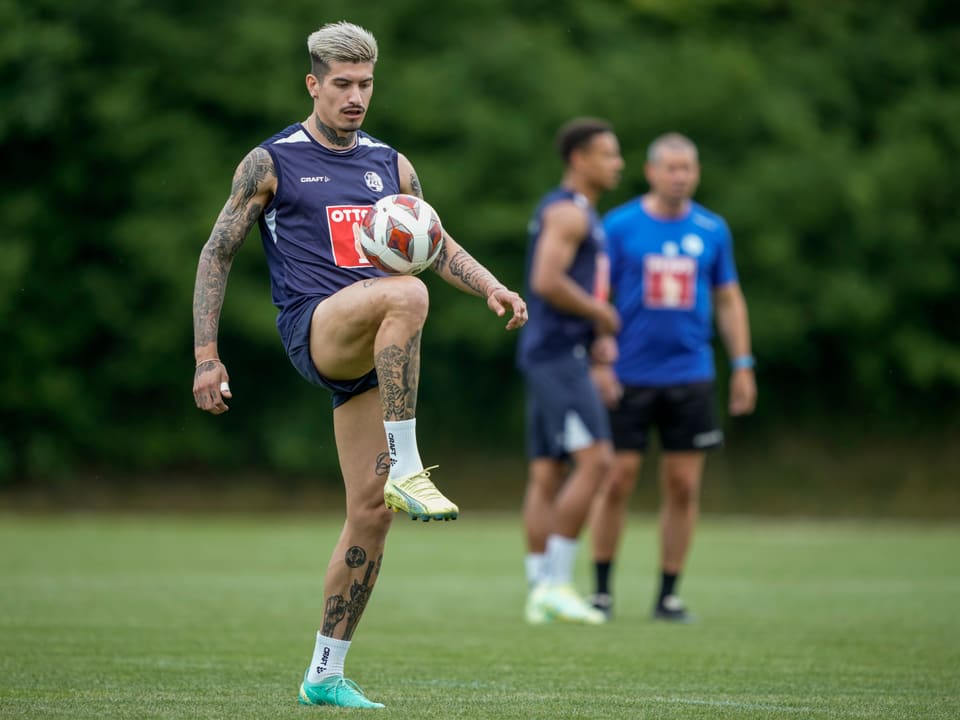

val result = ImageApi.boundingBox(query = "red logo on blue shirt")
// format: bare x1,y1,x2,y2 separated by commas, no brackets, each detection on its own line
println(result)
643,254,696,309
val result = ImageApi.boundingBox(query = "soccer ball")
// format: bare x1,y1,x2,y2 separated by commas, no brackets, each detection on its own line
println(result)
358,194,444,275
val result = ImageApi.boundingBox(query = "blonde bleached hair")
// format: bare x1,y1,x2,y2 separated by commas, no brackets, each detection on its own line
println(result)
647,132,699,165
307,21,379,78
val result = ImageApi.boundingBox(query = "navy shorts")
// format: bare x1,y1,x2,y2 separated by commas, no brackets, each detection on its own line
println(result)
610,381,722,452
285,299,379,409
524,346,611,460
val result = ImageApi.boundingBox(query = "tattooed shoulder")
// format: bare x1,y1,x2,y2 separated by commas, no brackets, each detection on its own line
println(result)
232,147,276,201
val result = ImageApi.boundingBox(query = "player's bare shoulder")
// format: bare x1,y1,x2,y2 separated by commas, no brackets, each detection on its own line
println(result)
542,196,590,242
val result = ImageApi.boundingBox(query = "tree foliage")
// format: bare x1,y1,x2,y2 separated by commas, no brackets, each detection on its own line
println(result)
1,0,958,482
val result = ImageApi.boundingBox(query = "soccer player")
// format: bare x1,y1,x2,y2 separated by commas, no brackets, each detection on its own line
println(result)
518,118,624,625
588,132,756,622
191,21,527,708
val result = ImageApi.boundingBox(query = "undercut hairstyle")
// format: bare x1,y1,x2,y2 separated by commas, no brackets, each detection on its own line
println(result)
647,132,699,165
307,21,379,79
555,117,614,165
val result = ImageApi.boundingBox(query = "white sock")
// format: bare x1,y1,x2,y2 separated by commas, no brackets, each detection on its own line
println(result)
384,419,423,478
306,633,350,683
545,534,579,586
525,552,547,588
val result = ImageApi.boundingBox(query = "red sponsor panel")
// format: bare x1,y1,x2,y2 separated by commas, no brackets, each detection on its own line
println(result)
643,254,696,309
327,205,372,268
593,252,610,302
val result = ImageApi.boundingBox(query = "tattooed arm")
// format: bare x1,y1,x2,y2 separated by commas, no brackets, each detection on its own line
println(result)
396,153,527,331
192,147,277,414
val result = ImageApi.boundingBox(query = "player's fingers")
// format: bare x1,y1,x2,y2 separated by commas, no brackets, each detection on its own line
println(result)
487,294,506,317
209,393,229,414
220,381,232,399
729,394,751,416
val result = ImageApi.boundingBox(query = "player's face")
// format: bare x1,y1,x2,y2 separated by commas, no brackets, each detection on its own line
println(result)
581,132,624,191
646,147,700,202
310,61,374,132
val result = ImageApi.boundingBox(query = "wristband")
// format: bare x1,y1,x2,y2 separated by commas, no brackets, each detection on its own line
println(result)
731,354,755,370
196,358,221,369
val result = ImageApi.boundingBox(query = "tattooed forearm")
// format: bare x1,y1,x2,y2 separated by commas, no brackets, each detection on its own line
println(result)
321,552,382,640
431,236,450,274
314,116,355,148
447,248,500,297
193,148,273,350
375,330,421,420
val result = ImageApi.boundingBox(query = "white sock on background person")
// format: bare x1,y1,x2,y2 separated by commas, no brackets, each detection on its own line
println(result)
383,419,424,479
545,534,579,586
307,633,350,683
525,552,548,588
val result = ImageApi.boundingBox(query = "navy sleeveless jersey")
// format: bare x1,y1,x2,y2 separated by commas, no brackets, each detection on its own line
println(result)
516,188,607,370
257,124,401,348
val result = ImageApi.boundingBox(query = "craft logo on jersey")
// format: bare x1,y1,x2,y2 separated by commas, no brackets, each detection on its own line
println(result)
327,205,372,268
643,254,696,309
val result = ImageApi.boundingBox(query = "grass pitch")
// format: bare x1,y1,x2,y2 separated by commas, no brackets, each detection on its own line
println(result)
0,513,957,719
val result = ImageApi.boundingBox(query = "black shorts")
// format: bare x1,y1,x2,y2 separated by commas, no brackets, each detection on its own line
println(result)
524,347,611,460
286,298,379,409
609,382,722,452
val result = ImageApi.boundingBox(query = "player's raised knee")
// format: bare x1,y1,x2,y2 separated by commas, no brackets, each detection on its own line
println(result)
382,275,429,318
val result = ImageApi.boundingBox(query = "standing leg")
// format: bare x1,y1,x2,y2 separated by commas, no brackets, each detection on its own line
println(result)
523,458,565,587
653,450,705,622
529,441,612,625
588,450,643,615
299,387,395,708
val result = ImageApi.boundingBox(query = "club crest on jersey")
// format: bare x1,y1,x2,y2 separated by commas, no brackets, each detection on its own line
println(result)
681,233,704,256
364,171,383,192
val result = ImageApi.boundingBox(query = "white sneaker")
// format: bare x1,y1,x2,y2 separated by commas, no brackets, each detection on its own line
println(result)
525,584,552,625
534,584,606,625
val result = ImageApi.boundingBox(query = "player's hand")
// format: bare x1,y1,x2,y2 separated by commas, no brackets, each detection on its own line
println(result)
594,302,621,336
590,364,623,408
729,368,756,416
591,335,619,365
194,359,232,415
487,286,527,330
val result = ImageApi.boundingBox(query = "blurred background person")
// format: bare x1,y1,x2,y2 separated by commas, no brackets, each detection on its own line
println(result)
518,117,624,625
589,132,756,622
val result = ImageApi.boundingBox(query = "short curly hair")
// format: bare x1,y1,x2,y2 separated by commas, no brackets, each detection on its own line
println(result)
554,118,614,165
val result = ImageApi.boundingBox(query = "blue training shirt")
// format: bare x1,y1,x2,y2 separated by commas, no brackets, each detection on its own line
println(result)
517,187,608,370
604,198,738,386
257,124,401,349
